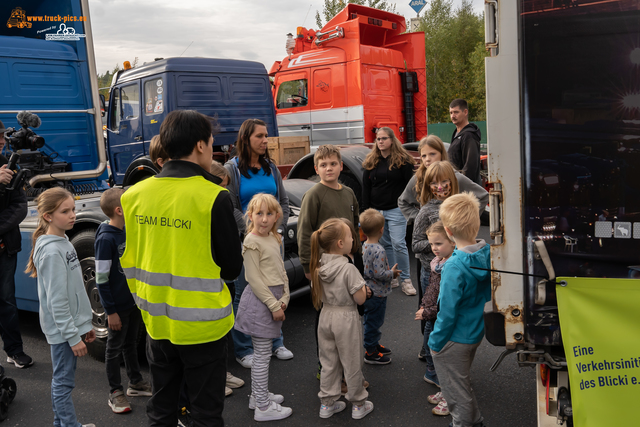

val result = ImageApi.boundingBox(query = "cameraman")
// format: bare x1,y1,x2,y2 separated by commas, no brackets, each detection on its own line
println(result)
0,120,33,369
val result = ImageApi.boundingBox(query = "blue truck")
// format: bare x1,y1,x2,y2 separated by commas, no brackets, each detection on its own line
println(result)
1,0,304,360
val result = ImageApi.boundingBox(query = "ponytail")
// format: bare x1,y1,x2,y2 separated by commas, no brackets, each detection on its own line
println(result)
308,218,351,311
309,230,323,310
25,187,74,278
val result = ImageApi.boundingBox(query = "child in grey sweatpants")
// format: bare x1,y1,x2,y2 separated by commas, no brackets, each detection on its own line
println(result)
428,193,491,427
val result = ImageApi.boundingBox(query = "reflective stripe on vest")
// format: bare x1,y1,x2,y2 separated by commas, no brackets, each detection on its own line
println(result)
120,174,234,345
132,293,232,322
122,267,225,293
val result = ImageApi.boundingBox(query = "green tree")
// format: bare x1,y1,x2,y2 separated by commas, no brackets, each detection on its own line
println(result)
315,0,396,29
97,64,120,101
419,0,487,123
96,58,139,102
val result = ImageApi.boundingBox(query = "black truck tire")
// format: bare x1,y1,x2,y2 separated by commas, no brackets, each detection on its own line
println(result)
70,229,109,362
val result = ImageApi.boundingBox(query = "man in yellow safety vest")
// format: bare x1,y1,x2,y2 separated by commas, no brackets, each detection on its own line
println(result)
121,110,243,426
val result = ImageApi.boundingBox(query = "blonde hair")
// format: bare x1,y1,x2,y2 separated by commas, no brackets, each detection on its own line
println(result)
439,192,481,242
25,187,74,278
100,188,125,218
149,135,169,169
362,127,415,170
359,208,385,237
415,135,449,201
314,145,342,166
309,218,350,310
419,161,459,205
245,194,282,244
210,160,228,182
426,221,454,243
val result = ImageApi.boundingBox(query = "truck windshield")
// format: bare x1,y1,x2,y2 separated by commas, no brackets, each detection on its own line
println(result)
276,79,308,109
521,0,640,279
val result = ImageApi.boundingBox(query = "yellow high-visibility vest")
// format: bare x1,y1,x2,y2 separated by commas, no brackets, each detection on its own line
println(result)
120,175,233,345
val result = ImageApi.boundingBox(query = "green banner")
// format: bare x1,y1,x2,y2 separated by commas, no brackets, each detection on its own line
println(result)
556,277,640,426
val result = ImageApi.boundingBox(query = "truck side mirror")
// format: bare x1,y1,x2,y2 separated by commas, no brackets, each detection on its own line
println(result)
99,94,106,117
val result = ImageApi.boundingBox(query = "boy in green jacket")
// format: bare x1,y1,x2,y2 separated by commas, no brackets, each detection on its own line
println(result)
297,145,360,277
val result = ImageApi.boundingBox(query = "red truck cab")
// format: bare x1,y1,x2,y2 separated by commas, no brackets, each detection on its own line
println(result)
269,4,426,146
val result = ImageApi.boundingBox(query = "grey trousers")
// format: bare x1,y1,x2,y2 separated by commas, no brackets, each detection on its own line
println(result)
432,341,483,427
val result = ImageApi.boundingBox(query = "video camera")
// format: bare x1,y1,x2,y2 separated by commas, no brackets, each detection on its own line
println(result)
4,111,45,151
0,111,67,196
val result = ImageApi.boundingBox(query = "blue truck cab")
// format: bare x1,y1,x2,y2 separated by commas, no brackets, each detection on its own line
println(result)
1,0,108,314
106,57,279,186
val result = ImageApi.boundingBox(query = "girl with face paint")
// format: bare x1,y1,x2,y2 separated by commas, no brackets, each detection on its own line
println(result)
411,161,459,307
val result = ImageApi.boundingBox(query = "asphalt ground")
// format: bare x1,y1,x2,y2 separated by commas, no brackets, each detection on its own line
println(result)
3,227,537,426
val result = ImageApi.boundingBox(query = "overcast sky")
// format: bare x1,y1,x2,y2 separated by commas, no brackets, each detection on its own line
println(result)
89,0,484,75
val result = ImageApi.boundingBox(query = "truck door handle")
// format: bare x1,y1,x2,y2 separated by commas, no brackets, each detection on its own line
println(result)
301,125,310,130
134,135,143,141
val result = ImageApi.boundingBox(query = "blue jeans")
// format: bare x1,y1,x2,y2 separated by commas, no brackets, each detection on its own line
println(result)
363,296,387,353
231,265,283,359
379,208,410,281
50,342,82,427
423,320,436,373
0,252,24,356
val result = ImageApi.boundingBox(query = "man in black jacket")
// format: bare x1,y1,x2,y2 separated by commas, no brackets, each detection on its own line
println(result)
0,123,34,369
448,99,482,185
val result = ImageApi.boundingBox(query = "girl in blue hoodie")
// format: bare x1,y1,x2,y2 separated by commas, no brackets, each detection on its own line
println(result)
25,187,96,427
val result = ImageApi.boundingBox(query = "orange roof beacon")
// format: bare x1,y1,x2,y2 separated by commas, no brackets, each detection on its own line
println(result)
269,3,426,146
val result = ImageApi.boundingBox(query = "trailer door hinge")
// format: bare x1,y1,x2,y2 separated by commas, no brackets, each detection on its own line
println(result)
484,0,498,55
489,182,503,244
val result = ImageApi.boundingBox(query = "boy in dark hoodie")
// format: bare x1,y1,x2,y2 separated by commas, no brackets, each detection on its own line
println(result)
95,188,151,414
428,192,490,427
448,99,482,185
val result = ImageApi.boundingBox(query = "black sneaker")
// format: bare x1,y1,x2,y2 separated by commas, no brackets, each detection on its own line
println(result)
418,347,427,361
7,352,34,368
178,407,193,427
364,351,391,365
377,345,392,355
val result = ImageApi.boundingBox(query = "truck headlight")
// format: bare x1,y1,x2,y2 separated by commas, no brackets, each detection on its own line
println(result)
288,229,295,240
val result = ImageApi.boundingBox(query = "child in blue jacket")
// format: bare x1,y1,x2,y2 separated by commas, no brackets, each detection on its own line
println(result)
428,192,490,427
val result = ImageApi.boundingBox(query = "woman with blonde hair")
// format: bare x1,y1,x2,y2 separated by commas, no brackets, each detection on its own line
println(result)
361,127,416,296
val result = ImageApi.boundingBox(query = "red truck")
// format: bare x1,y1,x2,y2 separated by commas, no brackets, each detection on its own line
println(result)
269,3,427,147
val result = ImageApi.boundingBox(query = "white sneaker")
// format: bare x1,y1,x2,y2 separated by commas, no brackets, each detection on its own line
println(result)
432,399,450,416
427,391,445,404
225,386,233,397
319,401,347,418
401,279,417,296
273,346,294,360
352,400,374,419
249,392,285,410
391,278,399,288
82,424,96,427
254,401,293,422
226,372,244,388
236,354,253,368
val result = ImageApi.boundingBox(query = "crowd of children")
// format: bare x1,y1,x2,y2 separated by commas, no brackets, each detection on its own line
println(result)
24,134,491,427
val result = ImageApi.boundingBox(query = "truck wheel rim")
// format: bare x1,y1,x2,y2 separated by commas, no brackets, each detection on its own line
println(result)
80,258,109,339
